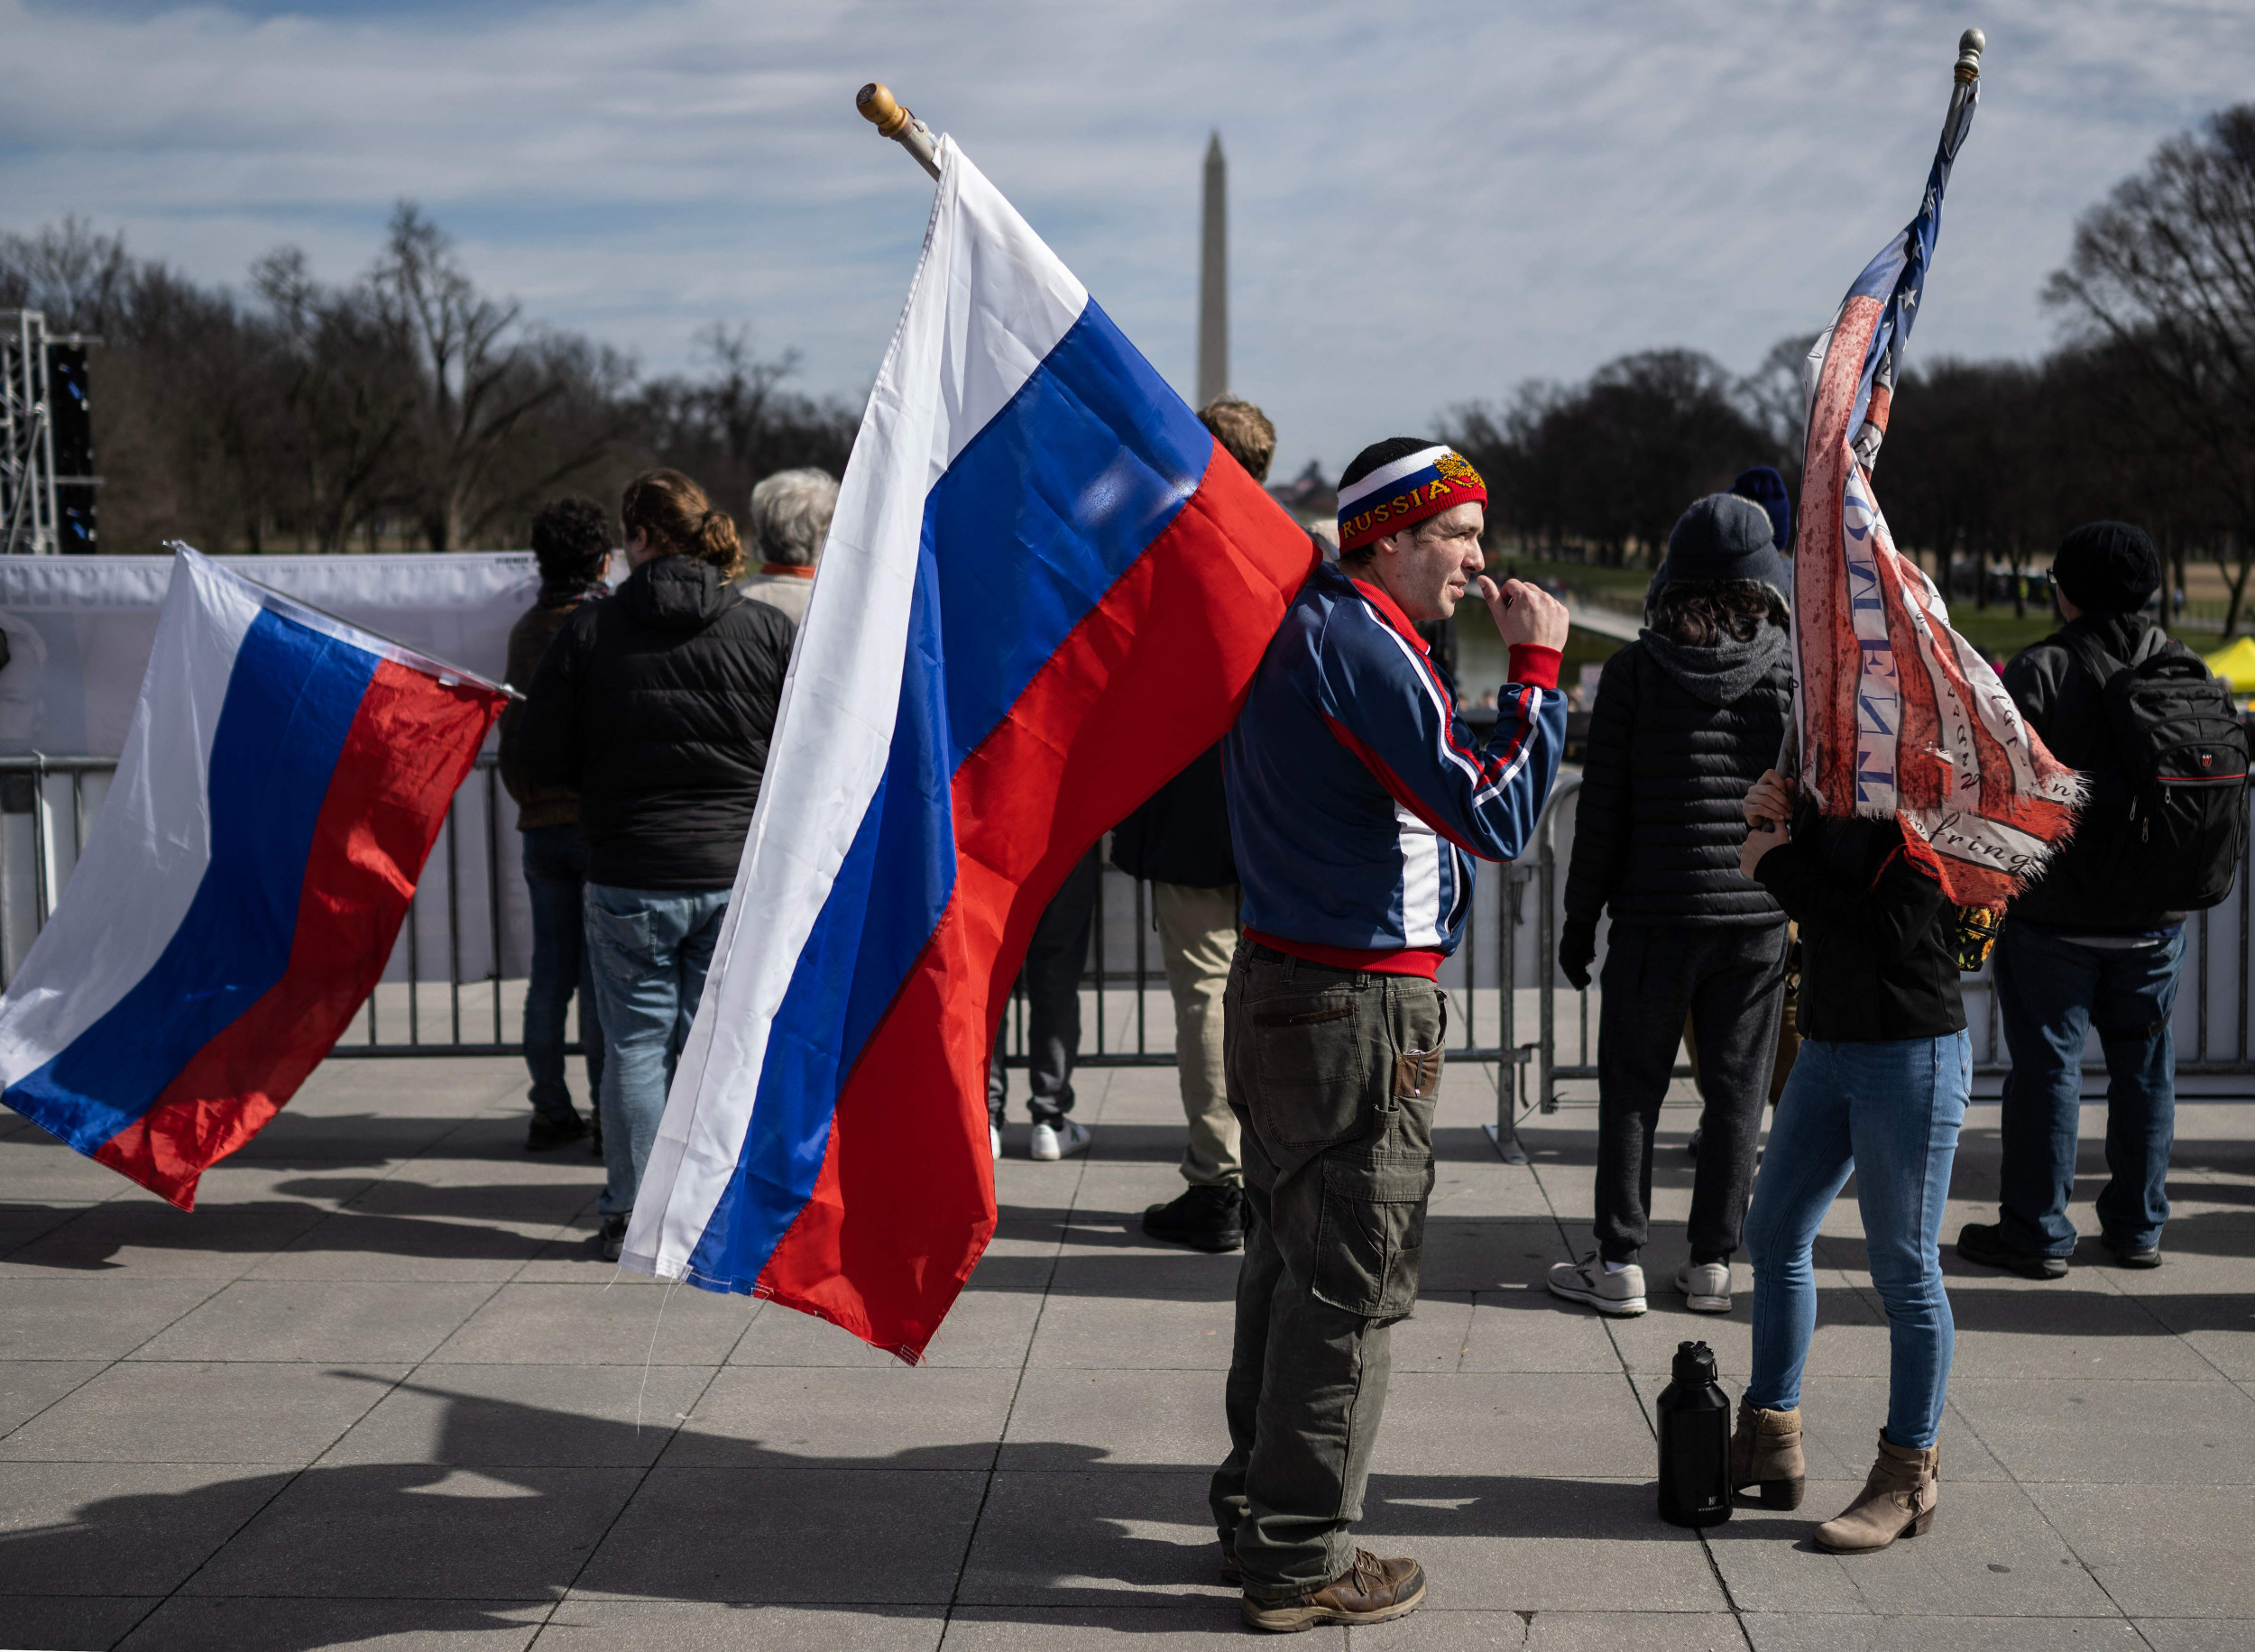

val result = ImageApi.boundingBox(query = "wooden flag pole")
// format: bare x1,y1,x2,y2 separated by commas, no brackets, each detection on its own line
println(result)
856,84,942,180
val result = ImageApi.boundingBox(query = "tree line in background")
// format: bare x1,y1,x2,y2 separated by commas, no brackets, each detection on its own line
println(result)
5,105,2253,635
1443,102,2255,637
0,204,858,556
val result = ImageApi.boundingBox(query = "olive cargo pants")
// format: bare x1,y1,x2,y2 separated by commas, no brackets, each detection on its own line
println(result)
1209,941,1443,1599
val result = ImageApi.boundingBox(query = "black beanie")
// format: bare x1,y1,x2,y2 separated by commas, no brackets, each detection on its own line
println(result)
1648,494,1790,614
2053,520,2160,614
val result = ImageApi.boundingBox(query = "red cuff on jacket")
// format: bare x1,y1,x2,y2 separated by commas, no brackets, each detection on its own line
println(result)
1507,644,1562,691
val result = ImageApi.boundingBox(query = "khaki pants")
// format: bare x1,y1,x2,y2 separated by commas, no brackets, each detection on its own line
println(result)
1153,880,1243,1187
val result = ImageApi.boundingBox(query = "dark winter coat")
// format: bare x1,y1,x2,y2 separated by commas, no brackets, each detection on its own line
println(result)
497,584,602,832
2003,610,2193,932
518,555,795,891
1110,744,1236,889
1753,811,1965,1044
1561,622,1792,936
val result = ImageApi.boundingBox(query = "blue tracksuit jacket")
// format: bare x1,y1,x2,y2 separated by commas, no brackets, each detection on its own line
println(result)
1225,561,1565,968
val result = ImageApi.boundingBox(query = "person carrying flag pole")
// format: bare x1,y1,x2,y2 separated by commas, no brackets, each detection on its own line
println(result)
621,100,1319,1364
1214,438,1567,1631
1729,31,2081,1555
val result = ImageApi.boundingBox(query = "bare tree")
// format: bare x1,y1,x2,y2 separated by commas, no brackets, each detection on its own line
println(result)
1735,331,1823,500
2045,104,2255,635
0,217,133,328
252,248,420,552
373,202,621,550
1442,352,1775,566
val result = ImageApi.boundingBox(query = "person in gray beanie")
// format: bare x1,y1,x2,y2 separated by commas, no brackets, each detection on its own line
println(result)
1550,494,1794,1317
1959,519,2227,1279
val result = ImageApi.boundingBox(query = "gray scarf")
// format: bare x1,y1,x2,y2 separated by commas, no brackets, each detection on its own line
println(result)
1639,621,1790,709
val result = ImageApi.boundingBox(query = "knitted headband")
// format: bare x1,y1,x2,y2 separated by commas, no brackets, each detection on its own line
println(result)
1336,445,1488,554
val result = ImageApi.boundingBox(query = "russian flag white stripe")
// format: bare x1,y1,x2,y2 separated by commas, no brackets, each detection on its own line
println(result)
1336,445,1451,512
0,554,256,1087
628,137,1091,1278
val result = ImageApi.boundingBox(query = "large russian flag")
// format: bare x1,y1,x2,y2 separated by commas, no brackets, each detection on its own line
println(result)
623,137,1317,1360
0,548,507,1207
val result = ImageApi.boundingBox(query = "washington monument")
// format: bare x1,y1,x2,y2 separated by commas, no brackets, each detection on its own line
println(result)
1197,132,1227,408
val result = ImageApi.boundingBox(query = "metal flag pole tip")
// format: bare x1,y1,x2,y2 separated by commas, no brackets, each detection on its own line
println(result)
1956,28,1985,80
857,82,942,180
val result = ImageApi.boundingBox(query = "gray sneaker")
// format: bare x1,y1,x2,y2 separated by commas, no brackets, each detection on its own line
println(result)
1675,1261,1733,1313
1546,1253,1646,1316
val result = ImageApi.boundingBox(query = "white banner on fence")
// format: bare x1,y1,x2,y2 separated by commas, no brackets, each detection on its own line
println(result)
0,552,541,757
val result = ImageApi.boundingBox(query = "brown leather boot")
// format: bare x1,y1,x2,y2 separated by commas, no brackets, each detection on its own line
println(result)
1241,1549,1425,1632
1815,1435,1938,1553
1727,1400,1806,1510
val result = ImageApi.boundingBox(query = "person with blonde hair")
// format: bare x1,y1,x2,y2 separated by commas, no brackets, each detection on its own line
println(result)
519,469,796,1261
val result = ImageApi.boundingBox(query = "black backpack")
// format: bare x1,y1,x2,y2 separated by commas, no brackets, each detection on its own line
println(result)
2062,625,2250,913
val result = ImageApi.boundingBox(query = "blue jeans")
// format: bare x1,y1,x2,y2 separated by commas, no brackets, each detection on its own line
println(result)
584,883,731,1221
520,825,605,1124
1745,1032,1970,1450
1995,921,2183,1256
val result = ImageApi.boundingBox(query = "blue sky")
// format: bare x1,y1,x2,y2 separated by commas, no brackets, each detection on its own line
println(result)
7,0,2252,481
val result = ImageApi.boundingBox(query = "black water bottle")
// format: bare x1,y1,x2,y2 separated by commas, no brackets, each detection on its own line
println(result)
1656,1339,1731,1527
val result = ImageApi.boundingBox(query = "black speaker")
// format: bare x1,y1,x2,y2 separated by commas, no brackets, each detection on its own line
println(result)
46,344,93,479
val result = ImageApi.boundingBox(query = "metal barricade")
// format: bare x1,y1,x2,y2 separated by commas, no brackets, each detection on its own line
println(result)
0,755,1523,1088
1505,774,2255,1124
8,757,2250,1104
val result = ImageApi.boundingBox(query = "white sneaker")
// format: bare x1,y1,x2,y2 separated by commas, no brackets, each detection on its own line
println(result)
990,1124,1002,1162
1546,1254,1647,1317
1676,1261,1733,1313
1028,1119,1091,1161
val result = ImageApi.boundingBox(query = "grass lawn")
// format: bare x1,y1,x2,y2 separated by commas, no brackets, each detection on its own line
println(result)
1947,608,2059,663
1486,549,2076,665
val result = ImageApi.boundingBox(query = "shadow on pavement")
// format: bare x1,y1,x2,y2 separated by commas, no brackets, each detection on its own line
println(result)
0,1374,1693,1649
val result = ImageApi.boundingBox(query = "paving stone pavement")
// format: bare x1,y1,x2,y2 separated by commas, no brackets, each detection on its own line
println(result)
0,1046,2250,1650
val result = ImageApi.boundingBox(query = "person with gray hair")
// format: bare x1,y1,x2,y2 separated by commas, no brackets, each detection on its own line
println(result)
740,467,840,626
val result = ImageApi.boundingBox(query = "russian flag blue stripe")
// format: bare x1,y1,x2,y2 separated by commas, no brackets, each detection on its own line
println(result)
928,303,1210,766
9,609,376,1153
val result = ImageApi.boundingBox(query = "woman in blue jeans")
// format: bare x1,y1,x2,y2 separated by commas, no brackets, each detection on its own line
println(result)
1730,768,1970,1553
519,471,796,1261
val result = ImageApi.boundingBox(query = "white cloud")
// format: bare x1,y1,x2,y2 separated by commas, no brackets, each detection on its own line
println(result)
5,0,2251,478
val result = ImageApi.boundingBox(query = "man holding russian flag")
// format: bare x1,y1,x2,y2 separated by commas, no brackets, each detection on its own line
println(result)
1216,438,1567,1631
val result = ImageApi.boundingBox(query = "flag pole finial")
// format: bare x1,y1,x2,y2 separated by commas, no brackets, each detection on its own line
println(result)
857,83,943,180
1955,28,1985,82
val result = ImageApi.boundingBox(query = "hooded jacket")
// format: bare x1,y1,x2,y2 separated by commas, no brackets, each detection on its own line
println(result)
2002,610,2194,932
1562,621,1792,933
518,555,795,891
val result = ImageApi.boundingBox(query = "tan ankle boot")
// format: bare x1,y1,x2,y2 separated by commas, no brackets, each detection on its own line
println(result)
1815,1435,1938,1553
1727,1400,1805,1510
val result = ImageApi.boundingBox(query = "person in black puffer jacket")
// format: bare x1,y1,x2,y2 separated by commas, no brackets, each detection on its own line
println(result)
1548,494,1792,1321
520,469,794,1262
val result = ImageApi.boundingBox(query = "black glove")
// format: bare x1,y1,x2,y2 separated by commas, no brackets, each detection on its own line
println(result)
1558,920,1597,992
